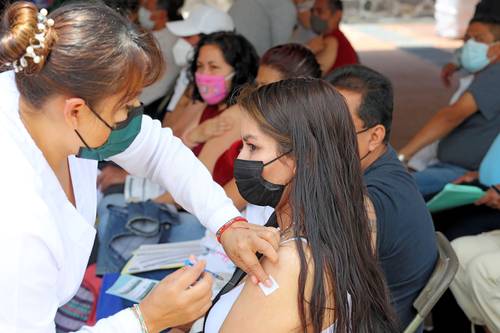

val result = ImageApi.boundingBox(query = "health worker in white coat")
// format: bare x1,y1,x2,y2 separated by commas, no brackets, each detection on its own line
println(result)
0,2,280,332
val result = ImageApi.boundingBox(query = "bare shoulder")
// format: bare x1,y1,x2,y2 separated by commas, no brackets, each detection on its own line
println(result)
323,35,339,52
220,240,312,333
262,239,311,276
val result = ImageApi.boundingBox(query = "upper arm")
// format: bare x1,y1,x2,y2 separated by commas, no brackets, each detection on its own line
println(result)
467,66,500,119
176,101,206,141
162,93,191,128
316,37,339,75
442,92,478,125
221,245,305,333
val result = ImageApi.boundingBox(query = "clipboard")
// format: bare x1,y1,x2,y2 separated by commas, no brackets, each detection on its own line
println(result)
426,184,485,213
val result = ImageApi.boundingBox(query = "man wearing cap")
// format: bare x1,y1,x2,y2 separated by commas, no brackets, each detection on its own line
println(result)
162,4,235,132
399,0,500,198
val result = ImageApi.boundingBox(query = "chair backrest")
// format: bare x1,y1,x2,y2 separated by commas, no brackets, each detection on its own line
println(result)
404,232,459,333
413,232,459,316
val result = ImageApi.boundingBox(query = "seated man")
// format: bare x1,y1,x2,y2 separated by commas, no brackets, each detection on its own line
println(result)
441,0,500,88
399,3,500,197
329,65,438,331
307,0,358,75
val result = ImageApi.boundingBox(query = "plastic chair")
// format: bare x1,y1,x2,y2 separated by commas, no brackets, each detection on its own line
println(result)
403,232,459,333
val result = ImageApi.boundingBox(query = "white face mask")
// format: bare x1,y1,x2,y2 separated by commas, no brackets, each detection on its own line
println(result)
138,6,155,31
172,38,194,67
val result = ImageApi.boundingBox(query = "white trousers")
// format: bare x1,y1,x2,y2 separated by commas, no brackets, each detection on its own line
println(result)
450,230,500,333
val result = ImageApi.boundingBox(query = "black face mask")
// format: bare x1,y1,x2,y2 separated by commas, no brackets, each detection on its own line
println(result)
234,151,291,208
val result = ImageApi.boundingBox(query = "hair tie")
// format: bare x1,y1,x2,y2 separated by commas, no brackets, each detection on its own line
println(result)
6,8,54,73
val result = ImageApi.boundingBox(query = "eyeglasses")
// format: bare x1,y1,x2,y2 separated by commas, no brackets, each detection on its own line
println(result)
356,127,371,135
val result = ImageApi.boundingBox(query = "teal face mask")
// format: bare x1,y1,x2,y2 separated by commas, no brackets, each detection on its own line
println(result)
460,39,491,73
76,104,143,161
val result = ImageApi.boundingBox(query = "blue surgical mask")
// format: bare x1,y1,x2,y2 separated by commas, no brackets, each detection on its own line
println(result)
76,104,143,161
138,6,155,31
460,39,491,73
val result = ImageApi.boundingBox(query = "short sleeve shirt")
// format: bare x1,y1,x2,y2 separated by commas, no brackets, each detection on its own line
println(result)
438,64,500,170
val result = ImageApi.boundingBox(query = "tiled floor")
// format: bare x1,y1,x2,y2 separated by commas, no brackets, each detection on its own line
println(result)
342,20,463,149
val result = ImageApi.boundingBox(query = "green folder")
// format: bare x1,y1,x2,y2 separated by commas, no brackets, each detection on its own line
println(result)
426,184,486,213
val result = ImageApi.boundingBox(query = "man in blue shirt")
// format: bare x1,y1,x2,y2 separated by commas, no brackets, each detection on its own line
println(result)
329,65,438,332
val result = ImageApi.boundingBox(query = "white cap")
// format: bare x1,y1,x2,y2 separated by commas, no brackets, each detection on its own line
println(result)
167,5,234,37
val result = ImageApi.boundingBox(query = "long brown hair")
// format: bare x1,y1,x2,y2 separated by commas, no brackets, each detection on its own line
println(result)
0,1,163,110
239,78,399,333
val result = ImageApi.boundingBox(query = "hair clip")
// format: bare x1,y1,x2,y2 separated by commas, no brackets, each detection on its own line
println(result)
10,8,54,73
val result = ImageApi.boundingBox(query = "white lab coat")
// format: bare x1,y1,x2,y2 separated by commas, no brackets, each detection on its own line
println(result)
0,71,240,333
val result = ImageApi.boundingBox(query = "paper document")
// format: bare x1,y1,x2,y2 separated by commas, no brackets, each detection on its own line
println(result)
122,240,207,274
121,239,236,275
426,184,485,213
106,275,158,303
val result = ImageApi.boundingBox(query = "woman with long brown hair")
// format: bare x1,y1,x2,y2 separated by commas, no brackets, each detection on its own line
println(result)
204,78,399,333
0,1,280,332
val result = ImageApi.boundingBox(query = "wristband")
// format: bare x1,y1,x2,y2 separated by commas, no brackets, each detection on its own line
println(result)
216,217,248,243
131,304,149,333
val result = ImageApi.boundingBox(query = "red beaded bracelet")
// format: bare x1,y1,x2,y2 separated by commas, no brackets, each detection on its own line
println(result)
216,216,248,243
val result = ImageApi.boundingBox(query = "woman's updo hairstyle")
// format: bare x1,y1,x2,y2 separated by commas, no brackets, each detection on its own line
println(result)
0,2,54,75
0,1,163,110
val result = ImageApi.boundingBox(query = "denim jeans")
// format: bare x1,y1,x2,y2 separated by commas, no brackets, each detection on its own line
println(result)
96,193,196,275
95,204,206,322
96,193,126,243
413,162,469,198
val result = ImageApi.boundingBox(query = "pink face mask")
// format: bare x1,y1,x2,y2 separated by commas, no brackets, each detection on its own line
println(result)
195,72,234,105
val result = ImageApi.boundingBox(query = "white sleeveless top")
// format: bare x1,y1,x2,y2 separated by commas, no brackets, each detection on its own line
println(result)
204,238,338,333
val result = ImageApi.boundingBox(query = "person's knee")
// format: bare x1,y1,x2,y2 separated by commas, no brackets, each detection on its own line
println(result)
451,236,481,267
467,252,500,291
169,212,206,242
